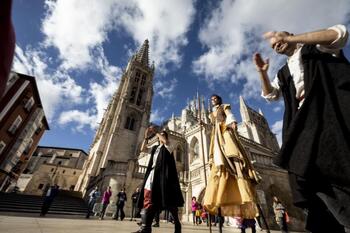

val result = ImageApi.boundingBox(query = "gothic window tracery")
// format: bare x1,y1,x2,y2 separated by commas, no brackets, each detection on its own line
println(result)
136,89,144,106
176,146,182,162
124,115,137,131
141,74,147,86
129,86,137,103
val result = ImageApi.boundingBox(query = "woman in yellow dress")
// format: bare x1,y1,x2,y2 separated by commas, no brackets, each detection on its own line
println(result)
203,94,260,219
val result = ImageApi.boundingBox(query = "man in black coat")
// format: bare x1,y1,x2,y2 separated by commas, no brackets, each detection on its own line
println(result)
133,127,184,233
253,25,350,233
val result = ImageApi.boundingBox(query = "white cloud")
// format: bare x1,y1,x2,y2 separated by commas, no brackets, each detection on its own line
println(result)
13,45,84,120
42,0,196,73
154,78,178,99
193,0,350,99
112,0,196,73
42,0,116,70
271,120,283,147
150,109,165,124
58,110,97,132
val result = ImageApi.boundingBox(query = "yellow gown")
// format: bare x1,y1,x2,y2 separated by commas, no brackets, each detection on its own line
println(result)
203,104,260,218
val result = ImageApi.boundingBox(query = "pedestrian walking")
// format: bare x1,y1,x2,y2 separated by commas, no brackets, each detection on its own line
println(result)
272,196,288,233
100,186,112,220
86,186,100,218
40,184,59,216
114,188,127,220
131,188,141,221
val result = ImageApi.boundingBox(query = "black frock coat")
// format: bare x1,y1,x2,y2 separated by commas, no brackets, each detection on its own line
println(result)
137,145,185,210
275,45,350,196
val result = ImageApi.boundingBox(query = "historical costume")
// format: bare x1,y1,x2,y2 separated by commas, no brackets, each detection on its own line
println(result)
255,24,350,232
203,100,260,218
134,130,184,233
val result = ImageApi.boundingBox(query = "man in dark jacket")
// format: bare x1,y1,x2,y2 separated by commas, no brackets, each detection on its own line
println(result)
40,184,59,216
130,188,140,221
114,188,127,220
133,127,184,233
253,25,350,233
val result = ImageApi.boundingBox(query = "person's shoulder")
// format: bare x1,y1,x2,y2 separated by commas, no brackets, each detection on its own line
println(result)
222,104,231,110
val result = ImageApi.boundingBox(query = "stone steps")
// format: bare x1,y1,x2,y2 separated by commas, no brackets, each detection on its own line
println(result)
0,192,88,216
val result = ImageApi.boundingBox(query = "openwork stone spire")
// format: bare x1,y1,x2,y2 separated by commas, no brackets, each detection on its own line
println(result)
136,39,149,66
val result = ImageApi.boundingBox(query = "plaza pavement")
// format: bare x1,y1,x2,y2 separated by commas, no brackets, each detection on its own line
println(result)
0,214,304,233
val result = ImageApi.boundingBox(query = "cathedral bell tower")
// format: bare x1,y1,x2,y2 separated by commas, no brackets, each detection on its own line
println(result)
77,40,154,192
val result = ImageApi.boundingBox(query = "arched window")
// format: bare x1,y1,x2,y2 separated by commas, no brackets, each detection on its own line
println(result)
129,87,137,103
176,147,182,162
124,116,136,131
136,89,144,106
141,74,147,86
193,141,199,159
190,137,199,163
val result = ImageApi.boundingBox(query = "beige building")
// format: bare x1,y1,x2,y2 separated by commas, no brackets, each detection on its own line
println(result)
18,146,87,195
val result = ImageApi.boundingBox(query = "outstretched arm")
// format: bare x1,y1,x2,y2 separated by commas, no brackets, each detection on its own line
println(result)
253,53,275,96
264,25,347,48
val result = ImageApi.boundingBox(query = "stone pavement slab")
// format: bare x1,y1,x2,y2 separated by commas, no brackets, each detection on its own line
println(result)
0,214,304,233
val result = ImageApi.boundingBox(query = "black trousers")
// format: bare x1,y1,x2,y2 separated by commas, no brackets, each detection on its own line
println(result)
115,204,125,220
289,171,350,233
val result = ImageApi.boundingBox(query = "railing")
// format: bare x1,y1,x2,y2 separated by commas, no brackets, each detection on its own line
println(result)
133,164,147,179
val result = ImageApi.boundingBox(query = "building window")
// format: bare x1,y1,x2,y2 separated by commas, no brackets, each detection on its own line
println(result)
70,185,75,191
38,184,44,189
35,122,43,135
43,160,47,164
193,141,199,159
124,116,136,131
51,168,54,172
129,86,137,103
141,75,147,86
8,116,23,134
136,89,144,106
24,138,34,154
62,170,65,174
176,147,182,162
58,161,62,165
73,171,76,175
24,97,35,111
0,141,6,154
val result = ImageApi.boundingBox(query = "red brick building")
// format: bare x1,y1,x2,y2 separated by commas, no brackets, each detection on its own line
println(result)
0,72,49,191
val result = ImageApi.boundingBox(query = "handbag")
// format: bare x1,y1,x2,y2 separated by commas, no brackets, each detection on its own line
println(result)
285,211,290,223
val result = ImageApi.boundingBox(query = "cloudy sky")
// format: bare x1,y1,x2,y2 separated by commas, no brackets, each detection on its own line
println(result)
12,0,350,151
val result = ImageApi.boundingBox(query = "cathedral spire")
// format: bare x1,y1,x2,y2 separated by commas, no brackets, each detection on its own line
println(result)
136,39,150,66
239,95,250,122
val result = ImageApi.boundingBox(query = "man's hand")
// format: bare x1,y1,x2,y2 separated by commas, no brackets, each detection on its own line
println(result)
144,126,156,139
253,53,269,73
227,122,238,131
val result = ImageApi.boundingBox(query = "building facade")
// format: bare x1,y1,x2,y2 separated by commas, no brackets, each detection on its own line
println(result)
76,40,155,198
0,72,49,191
17,146,87,195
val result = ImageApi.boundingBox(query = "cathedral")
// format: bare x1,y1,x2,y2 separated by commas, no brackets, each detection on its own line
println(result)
76,40,305,230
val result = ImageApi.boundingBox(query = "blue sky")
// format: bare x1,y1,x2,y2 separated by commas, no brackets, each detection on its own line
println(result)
11,0,350,152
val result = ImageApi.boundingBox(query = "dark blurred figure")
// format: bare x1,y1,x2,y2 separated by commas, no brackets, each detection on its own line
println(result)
114,188,127,220
130,188,140,221
0,0,15,99
40,184,59,216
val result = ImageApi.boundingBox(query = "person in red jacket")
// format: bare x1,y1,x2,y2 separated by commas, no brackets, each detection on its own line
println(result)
0,0,15,99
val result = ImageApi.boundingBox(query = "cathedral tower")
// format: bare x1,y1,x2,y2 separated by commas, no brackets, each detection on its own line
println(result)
238,96,279,152
77,40,154,192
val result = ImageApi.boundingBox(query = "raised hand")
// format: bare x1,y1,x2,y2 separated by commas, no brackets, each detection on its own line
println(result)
253,53,269,73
